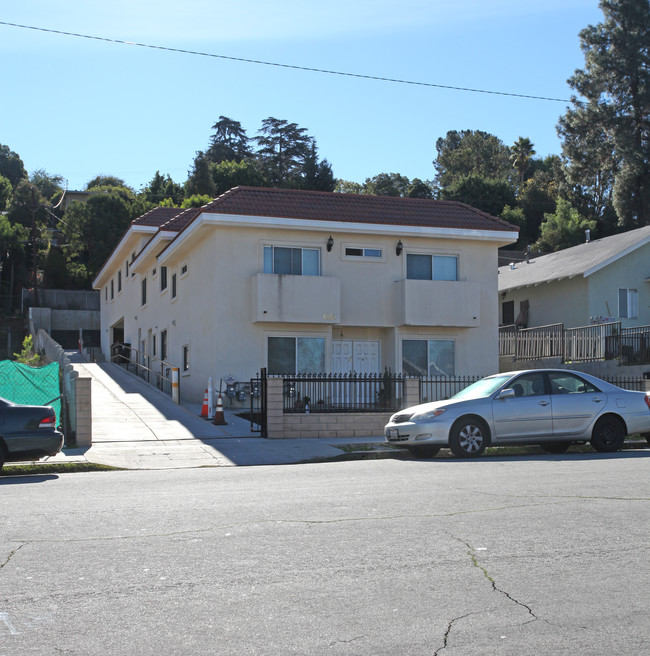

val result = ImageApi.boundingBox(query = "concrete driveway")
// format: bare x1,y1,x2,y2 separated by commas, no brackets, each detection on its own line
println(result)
65,363,386,469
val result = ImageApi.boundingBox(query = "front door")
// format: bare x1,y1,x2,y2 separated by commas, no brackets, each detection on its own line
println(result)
332,341,380,374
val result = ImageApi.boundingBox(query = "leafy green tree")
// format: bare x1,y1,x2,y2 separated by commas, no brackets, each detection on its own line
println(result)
185,151,217,197
517,170,558,245
335,180,364,194
181,194,213,208
143,171,184,206
13,334,43,366
511,137,536,187
300,141,336,191
406,178,434,199
0,174,11,211
255,117,311,186
0,214,29,311
30,169,64,202
85,175,128,190
558,0,650,228
363,172,410,197
440,174,516,216
433,130,514,190
210,160,268,196
0,144,27,188
499,205,528,247
207,116,251,163
62,186,145,283
535,198,597,251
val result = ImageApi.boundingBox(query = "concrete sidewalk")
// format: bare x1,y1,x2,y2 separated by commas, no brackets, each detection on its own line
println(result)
33,362,390,470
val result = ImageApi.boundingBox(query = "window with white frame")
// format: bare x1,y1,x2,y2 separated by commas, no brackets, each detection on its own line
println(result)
182,344,190,372
264,246,320,276
160,266,168,292
117,270,122,293
618,288,638,319
141,278,147,306
110,279,114,300
171,272,177,299
268,336,325,374
402,339,455,376
344,246,383,260
406,254,458,281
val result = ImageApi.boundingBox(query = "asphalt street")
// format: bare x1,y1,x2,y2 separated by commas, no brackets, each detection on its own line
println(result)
1,453,649,655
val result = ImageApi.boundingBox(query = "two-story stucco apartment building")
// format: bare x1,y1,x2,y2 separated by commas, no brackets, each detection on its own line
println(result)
93,186,518,402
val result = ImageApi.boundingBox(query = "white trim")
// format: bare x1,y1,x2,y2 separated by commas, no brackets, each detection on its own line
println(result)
92,225,159,288
158,211,517,263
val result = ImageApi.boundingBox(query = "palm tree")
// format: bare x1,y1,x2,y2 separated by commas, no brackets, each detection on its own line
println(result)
511,137,536,187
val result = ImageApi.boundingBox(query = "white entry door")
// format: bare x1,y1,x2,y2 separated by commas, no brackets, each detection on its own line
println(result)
332,341,380,374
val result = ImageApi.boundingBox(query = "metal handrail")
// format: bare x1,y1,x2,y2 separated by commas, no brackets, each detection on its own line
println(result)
111,343,177,397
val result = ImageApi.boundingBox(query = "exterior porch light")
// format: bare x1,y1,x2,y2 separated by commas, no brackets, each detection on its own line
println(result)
396,240,403,256
327,235,334,252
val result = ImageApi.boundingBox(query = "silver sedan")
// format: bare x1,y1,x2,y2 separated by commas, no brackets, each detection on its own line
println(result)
385,369,650,458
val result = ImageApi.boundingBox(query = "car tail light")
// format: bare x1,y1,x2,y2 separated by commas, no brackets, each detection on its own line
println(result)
39,414,56,428
645,394,650,411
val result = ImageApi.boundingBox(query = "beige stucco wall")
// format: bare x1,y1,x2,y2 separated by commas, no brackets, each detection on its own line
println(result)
98,222,507,402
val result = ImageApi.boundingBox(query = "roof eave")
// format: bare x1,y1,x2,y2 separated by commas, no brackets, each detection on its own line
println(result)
92,224,159,289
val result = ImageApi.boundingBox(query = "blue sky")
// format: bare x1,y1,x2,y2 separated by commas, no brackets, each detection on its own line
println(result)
0,0,603,193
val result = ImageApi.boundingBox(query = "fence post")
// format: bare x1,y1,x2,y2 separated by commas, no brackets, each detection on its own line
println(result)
75,376,92,447
171,368,180,404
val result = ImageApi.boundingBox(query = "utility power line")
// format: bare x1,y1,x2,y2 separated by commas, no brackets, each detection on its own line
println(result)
0,20,572,103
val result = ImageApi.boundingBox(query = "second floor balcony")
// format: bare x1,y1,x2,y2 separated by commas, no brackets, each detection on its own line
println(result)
252,273,341,324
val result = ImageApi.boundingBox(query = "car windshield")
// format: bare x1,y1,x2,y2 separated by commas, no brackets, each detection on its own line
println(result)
452,374,513,400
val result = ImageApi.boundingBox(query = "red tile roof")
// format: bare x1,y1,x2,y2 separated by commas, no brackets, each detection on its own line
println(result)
132,206,184,227
197,186,518,233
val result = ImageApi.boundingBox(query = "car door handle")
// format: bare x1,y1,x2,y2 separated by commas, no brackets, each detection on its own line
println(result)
592,398,603,403
539,401,550,406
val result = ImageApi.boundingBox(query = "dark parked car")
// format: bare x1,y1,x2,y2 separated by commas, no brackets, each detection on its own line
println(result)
0,396,64,469
385,369,650,458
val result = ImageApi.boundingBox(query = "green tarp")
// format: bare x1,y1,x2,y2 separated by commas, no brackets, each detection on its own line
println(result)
0,360,61,422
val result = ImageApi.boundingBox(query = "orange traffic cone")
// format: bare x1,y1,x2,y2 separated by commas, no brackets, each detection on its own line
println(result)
213,393,227,425
200,389,209,418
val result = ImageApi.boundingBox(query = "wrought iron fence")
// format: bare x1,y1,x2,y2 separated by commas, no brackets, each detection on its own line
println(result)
111,343,176,397
606,326,650,365
419,375,482,403
282,372,403,413
603,376,648,392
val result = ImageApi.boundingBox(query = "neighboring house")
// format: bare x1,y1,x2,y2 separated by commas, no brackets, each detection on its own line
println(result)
93,186,517,402
498,225,650,329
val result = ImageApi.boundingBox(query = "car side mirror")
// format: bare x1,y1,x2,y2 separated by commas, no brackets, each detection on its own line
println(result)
497,388,515,400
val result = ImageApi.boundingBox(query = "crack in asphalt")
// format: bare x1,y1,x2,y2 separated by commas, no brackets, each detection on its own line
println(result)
432,536,543,653
433,612,478,656
455,536,537,620
0,544,24,570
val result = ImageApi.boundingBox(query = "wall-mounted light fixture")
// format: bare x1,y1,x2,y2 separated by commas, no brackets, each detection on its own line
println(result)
396,240,403,256
327,235,334,252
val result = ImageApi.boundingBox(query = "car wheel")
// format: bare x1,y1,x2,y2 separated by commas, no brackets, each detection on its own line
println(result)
541,442,570,454
407,446,441,459
0,443,5,470
590,416,625,453
449,417,489,458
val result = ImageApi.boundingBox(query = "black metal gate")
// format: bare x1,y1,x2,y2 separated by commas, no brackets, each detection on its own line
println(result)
249,368,267,437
